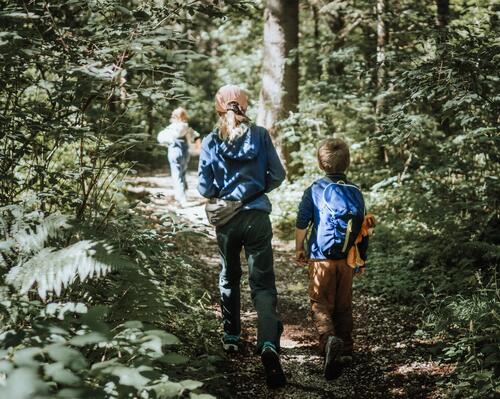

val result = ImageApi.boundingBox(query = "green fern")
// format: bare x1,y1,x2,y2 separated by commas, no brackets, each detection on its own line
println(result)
6,240,112,300
0,208,69,254
1,208,119,300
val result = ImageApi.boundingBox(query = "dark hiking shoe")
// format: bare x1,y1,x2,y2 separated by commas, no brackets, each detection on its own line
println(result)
222,334,239,353
261,346,286,389
340,355,353,366
324,336,344,380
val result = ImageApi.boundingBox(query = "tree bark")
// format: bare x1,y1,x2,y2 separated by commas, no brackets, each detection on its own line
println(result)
257,0,300,176
375,0,389,164
435,0,449,29
433,0,452,134
435,0,449,45
311,4,320,79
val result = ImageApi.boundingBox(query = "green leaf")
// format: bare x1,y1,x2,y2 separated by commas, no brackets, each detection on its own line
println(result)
157,352,189,365
148,380,183,398
0,367,49,399
122,320,144,329
190,394,217,399
69,332,108,347
140,330,180,353
0,360,14,374
107,365,151,389
46,344,88,371
44,362,81,386
12,347,43,367
180,379,204,390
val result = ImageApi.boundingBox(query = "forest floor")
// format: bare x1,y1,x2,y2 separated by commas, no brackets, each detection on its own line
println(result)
128,167,453,399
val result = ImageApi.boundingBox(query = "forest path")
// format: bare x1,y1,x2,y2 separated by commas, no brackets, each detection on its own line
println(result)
129,169,450,399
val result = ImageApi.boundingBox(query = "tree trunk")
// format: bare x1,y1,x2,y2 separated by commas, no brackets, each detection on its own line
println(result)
257,0,300,177
375,0,389,164
311,4,320,80
433,0,452,134
435,0,449,29
435,0,449,44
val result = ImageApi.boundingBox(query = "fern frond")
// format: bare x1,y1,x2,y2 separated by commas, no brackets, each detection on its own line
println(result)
13,213,70,254
6,240,112,300
0,209,70,255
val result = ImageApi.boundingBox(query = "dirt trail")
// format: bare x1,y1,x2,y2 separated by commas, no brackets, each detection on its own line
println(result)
130,169,451,399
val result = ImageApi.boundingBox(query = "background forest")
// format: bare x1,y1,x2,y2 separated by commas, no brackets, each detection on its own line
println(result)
0,0,498,398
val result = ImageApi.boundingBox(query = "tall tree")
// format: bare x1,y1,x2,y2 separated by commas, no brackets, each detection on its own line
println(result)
257,0,300,176
433,0,452,133
375,0,389,163
435,0,449,29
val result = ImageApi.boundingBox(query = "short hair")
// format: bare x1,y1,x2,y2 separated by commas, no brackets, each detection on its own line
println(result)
317,138,350,174
170,107,188,123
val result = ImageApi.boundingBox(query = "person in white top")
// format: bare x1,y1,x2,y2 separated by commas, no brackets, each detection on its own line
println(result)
157,107,200,205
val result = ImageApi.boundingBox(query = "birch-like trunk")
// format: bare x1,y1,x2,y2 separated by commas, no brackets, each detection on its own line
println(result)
375,0,389,163
257,0,299,176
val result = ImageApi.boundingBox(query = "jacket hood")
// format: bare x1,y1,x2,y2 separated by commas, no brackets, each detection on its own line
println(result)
216,125,260,161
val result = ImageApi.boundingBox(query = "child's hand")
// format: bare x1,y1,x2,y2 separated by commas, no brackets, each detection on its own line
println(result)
295,250,308,265
354,266,366,277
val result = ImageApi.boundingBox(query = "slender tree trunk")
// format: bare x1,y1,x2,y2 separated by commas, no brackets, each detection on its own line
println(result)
435,0,449,29
375,0,389,164
311,4,320,80
435,0,449,44
433,0,452,134
257,0,300,176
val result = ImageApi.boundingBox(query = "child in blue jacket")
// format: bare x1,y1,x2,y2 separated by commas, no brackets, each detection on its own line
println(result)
198,85,287,389
295,138,373,380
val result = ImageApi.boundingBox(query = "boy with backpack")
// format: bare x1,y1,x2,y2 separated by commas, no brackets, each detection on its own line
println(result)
295,138,375,380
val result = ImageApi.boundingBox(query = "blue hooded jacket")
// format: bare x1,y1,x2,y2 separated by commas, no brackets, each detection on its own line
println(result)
197,125,286,213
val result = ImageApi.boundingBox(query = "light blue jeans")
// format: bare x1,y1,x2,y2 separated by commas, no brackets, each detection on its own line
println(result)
168,140,189,203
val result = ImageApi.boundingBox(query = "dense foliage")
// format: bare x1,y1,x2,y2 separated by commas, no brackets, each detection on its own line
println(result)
267,2,499,397
0,1,246,398
1,0,498,398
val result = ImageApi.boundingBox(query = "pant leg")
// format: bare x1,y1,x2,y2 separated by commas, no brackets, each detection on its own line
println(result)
309,260,337,354
242,210,282,352
216,219,244,336
332,259,354,354
180,144,190,191
168,145,187,203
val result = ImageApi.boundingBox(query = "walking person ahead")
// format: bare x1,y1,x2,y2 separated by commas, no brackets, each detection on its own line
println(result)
157,107,200,206
295,138,375,380
198,85,287,389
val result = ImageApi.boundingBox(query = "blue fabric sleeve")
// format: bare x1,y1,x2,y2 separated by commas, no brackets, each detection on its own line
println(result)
263,129,286,192
296,187,313,229
197,136,218,198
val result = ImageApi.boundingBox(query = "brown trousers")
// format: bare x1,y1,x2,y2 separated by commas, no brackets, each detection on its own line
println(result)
308,259,354,355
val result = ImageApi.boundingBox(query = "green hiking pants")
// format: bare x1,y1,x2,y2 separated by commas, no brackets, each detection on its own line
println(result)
216,209,283,352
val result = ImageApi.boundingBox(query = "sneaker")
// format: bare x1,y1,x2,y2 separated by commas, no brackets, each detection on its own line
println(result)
261,345,286,389
222,334,239,353
324,336,344,380
340,355,353,365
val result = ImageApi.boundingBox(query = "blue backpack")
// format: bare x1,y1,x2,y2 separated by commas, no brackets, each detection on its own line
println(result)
316,178,365,259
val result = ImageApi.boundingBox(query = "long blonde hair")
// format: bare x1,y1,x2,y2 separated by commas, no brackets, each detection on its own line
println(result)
170,107,188,123
218,109,249,141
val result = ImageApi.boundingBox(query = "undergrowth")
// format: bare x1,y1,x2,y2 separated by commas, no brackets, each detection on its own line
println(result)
0,202,226,399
